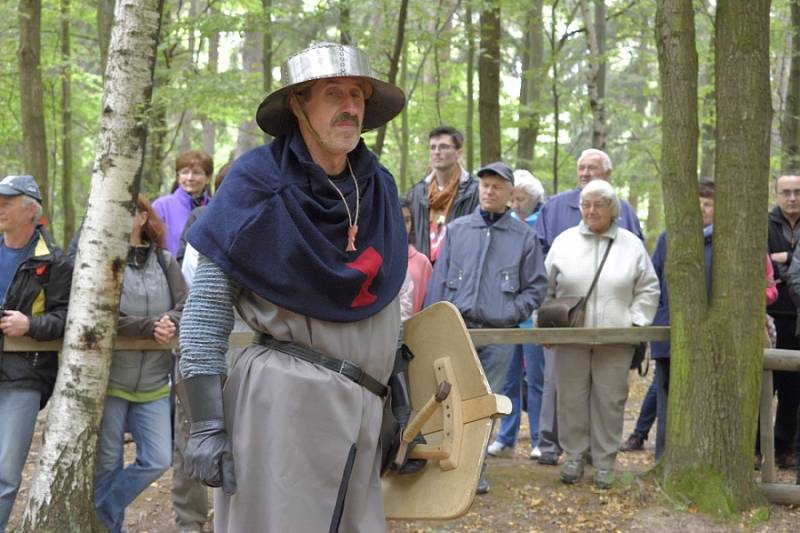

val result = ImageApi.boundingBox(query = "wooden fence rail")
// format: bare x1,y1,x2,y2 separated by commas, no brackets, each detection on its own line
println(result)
4,326,800,505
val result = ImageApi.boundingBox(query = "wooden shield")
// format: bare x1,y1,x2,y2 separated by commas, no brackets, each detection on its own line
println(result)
382,302,511,520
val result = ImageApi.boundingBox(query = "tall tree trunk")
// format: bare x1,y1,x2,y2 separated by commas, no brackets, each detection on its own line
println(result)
235,30,263,157
201,1,220,159
20,0,164,528
656,0,770,515
262,0,273,145
18,0,49,221
782,0,800,169
517,0,544,169
699,29,716,178
340,1,351,45
465,0,476,173
578,0,607,150
373,0,408,158
479,0,501,165
61,0,75,246
97,0,115,77
550,2,561,193
399,40,410,192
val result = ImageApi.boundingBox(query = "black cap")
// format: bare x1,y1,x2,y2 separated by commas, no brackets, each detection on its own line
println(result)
476,161,514,186
0,175,42,201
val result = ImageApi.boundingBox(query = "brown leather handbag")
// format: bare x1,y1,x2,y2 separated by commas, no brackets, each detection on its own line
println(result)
536,238,614,328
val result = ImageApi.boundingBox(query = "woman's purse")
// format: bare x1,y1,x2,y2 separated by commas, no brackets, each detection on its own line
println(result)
536,238,614,328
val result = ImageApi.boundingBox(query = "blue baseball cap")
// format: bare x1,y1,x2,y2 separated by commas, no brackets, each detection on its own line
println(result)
0,175,42,202
477,162,514,186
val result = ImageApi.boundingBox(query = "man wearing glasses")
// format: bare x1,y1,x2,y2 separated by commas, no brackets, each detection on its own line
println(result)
406,126,479,262
767,174,800,470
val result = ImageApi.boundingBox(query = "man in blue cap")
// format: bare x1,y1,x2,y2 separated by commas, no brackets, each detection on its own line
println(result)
425,161,548,493
0,175,72,531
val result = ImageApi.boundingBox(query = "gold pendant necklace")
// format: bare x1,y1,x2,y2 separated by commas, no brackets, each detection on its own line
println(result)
327,157,360,252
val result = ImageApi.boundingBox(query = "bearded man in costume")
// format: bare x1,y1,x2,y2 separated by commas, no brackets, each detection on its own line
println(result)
178,43,408,532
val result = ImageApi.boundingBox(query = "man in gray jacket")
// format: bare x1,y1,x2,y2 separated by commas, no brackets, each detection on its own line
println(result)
425,161,548,494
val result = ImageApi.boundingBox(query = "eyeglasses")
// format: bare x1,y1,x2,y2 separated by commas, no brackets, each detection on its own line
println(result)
580,201,611,210
778,189,800,198
179,169,207,179
429,143,455,152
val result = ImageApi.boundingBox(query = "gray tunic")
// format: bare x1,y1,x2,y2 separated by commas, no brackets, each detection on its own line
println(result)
181,258,400,532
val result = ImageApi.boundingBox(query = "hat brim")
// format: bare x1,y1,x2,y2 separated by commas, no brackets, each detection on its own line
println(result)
0,185,23,197
255,76,406,137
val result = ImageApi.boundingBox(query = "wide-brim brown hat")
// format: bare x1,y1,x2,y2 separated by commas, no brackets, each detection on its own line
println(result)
256,42,406,137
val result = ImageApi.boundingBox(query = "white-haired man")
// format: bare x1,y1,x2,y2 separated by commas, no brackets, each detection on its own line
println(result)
533,149,643,467
0,175,72,531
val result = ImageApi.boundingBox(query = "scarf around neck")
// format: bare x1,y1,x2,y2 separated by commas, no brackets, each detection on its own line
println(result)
187,126,407,322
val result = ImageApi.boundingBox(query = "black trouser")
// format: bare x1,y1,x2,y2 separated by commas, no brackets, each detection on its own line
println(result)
772,315,800,456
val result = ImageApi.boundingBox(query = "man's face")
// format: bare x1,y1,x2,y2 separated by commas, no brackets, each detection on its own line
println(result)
699,196,715,227
479,175,512,214
429,134,462,173
292,77,366,159
177,166,210,197
0,195,35,233
776,175,800,219
576,154,611,188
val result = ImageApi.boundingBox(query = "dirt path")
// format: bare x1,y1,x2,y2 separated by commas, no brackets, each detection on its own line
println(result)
8,370,800,532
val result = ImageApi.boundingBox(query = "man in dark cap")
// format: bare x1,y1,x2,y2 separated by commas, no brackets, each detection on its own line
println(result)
425,161,547,494
0,175,72,531
177,43,409,531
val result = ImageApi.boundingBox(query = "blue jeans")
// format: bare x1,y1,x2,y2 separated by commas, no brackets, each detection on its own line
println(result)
632,373,658,439
95,396,172,533
0,388,41,532
477,344,515,395
495,344,545,447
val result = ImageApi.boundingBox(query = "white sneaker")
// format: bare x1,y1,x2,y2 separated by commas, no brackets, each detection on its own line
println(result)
487,441,515,458
529,446,542,459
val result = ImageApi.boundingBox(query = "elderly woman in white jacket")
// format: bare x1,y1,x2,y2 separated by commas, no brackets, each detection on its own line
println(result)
545,179,659,489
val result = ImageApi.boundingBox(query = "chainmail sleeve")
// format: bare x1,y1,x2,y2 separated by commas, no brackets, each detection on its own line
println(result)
179,255,240,378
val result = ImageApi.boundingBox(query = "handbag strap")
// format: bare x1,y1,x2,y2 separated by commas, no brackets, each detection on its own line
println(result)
584,237,614,301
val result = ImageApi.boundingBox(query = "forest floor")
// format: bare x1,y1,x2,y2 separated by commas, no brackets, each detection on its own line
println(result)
8,369,800,532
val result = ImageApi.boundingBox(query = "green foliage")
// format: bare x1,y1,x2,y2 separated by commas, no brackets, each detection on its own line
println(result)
0,0,794,240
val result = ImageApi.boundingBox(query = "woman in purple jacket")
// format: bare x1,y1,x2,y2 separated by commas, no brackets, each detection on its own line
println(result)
152,150,213,254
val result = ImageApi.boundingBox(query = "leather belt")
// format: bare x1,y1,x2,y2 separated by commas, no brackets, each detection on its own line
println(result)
254,333,388,399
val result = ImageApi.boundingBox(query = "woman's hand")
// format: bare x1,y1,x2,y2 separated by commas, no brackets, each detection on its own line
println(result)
154,314,176,344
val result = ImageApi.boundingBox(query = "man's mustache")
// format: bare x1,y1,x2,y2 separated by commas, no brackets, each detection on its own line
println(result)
331,113,360,128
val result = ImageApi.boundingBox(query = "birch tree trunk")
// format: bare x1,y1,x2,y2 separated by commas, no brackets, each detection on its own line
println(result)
18,0,49,221
479,0,501,165
656,0,770,515
20,1,164,529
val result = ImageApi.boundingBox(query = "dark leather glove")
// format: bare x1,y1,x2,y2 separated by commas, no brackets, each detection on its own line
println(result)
177,374,237,494
380,344,427,476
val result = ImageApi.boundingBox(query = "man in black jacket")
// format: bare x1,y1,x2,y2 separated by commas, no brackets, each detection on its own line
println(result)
767,173,800,469
406,126,479,262
0,175,72,530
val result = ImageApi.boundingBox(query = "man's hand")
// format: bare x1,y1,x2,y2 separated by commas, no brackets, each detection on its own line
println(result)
184,419,237,494
771,251,789,264
0,310,30,337
154,314,176,345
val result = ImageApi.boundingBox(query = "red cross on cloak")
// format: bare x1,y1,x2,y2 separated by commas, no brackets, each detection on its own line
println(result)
346,246,383,308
